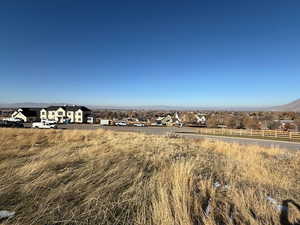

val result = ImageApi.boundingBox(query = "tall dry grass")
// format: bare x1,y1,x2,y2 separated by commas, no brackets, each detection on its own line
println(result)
0,128,299,225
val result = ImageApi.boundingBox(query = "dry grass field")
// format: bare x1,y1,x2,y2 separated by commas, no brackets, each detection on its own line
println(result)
0,128,300,225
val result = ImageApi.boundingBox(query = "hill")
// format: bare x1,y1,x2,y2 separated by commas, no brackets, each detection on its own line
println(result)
0,102,266,111
0,102,70,108
0,128,300,225
271,99,300,112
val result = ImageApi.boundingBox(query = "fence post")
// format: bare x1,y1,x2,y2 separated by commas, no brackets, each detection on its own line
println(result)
275,130,278,138
240,130,242,136
262,130,264,137
289,132,292,140
251,129,253,136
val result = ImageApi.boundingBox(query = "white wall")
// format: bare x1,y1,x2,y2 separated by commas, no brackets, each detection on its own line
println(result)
40,109,47,120
47,111,56,120
12,111,27,122
39,108,88,123
66,111,75,123
75,109,83,123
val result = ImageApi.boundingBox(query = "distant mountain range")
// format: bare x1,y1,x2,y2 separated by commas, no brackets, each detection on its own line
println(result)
0,99,299,112
0,102,266,111
0,102,70,108
270,99,300,112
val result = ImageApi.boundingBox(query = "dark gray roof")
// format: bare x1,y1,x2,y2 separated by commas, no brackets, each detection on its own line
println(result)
44,105,91,112
45,106,61,111
18,108,41,117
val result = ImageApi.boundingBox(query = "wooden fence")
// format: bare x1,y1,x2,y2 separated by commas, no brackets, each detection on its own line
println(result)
198,128,300,141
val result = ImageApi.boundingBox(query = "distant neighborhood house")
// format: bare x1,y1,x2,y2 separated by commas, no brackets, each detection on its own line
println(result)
11,108,41,122
156,115,173,126
10,105,92,123
40,105,92,123
275,119,297,131
195,114,206,125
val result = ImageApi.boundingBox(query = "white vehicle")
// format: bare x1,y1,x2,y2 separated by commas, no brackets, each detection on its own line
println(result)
32,121,57,129
133,123,145,127
3,117,23,122
151,123,162,126
115,122,127,126
41,119,57,124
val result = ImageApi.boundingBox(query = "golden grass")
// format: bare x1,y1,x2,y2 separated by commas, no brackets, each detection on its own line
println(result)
0,128,300,225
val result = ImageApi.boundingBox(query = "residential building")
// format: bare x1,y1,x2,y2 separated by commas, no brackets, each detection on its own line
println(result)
11,108,41,122
87,115,95,124
0,109,14,119
100,119,112,126
173,112,182,125
40,105,92,123
156,115,173,126
276,119,297,131
195,114,207,125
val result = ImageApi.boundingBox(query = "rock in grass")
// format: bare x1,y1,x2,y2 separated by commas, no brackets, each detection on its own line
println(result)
0,210,15,219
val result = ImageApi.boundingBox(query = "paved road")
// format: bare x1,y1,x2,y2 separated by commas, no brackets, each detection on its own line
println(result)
24,123,300,151
179,133,300,151
99,126,300,151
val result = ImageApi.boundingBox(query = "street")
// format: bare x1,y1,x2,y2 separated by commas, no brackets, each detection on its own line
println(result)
48,124,300,151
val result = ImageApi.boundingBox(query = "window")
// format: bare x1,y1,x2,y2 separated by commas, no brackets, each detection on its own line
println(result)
68,112,71,115
77,112,81,116
42,112,45,115
78,118,81,122
58,112,63,116
52,112,55,115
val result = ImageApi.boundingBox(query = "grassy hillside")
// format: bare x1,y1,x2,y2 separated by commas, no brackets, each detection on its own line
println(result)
0,128,300,225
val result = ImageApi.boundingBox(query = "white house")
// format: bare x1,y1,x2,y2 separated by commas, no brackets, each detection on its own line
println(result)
194,114,207,127
11,108,41,122
100,119,112,125
87,115,95,124
40,105,92,123
195,114,206,124
156,115,173,126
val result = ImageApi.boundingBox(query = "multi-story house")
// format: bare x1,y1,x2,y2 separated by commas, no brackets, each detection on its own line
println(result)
40,105,91,123
11,108,41,122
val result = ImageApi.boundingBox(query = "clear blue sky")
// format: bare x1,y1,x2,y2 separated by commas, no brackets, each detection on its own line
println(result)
0,0,299,107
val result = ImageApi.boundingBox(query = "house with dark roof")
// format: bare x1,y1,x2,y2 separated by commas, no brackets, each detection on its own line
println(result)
40,105,92,123
11,108,41,122
155,115,173,126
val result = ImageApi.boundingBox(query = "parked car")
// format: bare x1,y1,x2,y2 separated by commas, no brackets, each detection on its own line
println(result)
41,119,57,124
2,117,24,123
32,121,57,129
133,123,145,127
115,122,127,126
151,123,163,126
62,118,71,124
0,120,24,128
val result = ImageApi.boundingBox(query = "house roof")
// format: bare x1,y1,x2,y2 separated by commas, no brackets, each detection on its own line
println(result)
45,106,61,111
44,105,91,112
17,108,41,117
